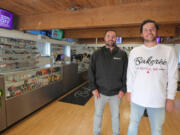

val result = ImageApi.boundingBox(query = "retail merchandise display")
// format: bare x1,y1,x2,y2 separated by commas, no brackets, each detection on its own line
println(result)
0,37,40,71
51,44,64,62
4,65,62,99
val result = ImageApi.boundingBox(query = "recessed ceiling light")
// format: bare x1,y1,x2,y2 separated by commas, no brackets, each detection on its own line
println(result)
70,7,79,12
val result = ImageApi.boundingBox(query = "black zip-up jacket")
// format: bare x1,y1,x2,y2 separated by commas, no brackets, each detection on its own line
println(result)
88,46,128,96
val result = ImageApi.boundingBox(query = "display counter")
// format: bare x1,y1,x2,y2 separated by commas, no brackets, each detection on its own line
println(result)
62,62,87,92
0,63,88,131
77,61,88,83
2,64,63,99
0,64,63,129
0,31,88,131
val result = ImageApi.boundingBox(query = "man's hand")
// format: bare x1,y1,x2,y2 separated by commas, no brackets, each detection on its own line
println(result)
92,89,100,99
166,99,175,112
126,92,131,102
118,91,124,99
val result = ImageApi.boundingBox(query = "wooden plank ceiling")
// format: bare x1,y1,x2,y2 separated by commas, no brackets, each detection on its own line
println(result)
0,0,180,40
0,0,152,16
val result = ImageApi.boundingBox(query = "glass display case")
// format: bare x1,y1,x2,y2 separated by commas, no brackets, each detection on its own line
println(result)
1,64,63,99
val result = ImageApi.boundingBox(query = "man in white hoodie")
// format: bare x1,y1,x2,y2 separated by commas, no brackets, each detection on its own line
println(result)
127,19,178,135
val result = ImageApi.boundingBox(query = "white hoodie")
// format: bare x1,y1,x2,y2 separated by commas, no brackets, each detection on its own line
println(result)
127,44,178,108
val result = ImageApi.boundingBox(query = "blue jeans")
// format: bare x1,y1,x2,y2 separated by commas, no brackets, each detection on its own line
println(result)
128,103,165,135
94,94,121,135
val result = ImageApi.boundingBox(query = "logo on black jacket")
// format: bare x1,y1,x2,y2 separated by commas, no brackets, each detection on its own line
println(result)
113,57,122,60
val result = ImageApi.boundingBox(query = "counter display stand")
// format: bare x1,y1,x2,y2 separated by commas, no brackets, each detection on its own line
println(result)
0,64,63,129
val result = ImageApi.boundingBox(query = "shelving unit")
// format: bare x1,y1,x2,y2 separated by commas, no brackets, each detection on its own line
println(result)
0,37,40,70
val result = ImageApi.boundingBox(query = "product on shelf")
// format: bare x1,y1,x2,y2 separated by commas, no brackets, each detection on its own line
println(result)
3,65,63,99
0,37,40,71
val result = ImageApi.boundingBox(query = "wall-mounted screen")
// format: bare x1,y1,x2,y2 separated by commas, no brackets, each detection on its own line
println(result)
0,9,13,29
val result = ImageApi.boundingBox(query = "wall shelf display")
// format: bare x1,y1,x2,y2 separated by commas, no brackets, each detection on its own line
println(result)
1,64,63,99
0,37,40,71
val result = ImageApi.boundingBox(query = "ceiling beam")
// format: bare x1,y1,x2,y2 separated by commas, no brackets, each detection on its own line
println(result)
63,25,176,38
17,0,180,30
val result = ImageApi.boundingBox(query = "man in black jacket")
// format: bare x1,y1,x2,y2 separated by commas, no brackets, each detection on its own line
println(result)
88,30,128,135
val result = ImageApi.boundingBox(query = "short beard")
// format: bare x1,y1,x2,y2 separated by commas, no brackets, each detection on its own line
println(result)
144,37,157,43
105,42,116,47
